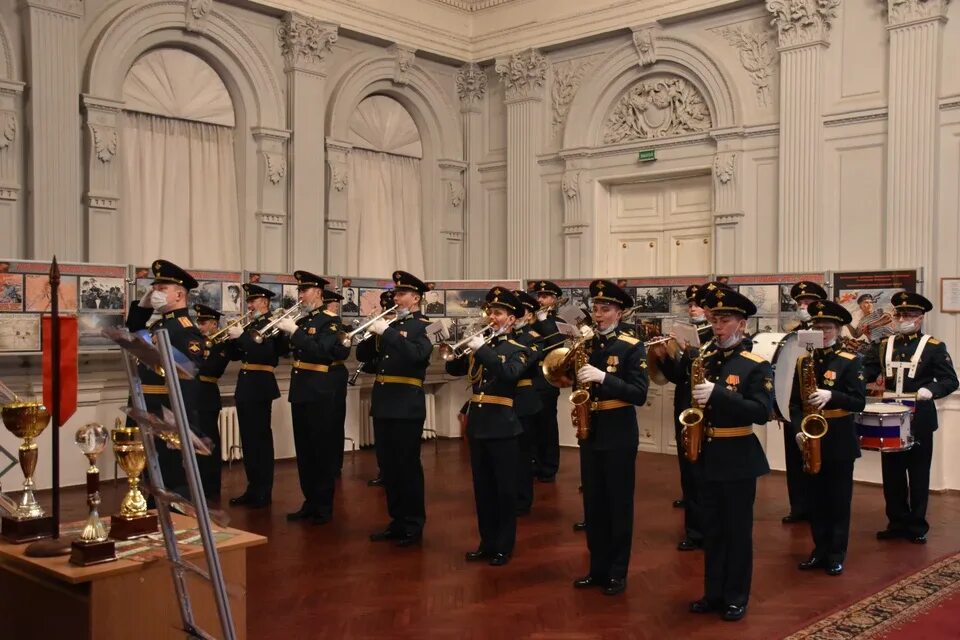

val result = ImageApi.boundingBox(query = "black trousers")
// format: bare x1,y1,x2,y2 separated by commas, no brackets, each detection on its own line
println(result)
334,389,347,472
517,416,535,512
701,477,757,607
373,418,426,536
808,459,855,562
881,429,934,536
236,401,274,500
580,445,637,580
469,435,519,555
531,391,560,479
291,397,339,517
782,421,810,516
196,408,222,499
674,420,703,543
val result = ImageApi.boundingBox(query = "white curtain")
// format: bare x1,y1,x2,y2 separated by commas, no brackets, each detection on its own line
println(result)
120,111,241,269
347,148,424,277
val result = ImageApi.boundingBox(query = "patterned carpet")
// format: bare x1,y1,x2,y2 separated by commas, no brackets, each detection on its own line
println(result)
786,552,960,639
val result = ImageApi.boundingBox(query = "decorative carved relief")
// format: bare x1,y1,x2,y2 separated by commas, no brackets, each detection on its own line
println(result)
185,0,213,33
448,180,464,207
717,25,777,107
86,195,118,209
632,28,657,67
0,113,15,150
390,45,416,86
551,59,594,137
495,49,548,101
602,76,712,144
327,218,348,231
714,153,736,185
766,0,840,47
264,153,286,185
91,125,118,163
883,0,951,24
561,171,580,199
258,213,285,225
277,14,338,70
456,63,487,105
331,165,349,192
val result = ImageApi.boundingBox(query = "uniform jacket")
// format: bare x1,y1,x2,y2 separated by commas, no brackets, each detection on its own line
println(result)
532,312,564,395
579,328,648,451
287,308,350,402
230,315,286,403
659,323,714,419
511,324,544,418
197,341,232,413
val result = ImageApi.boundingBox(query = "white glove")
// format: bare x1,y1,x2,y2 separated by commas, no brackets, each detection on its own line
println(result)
579,324,595,340
466,335,485,353
809,389,832,409
227,325,244,340
917,387,933,401
692,381,716,405
577,364,605,385
368,319,390,335
536,309,548,322
138,290,154,308
276,317,298,335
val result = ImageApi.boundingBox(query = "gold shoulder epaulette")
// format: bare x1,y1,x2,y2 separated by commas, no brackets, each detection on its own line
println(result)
618,334,639,345
528,330,540,338
928,337,941,345
507,339,527,349
740,351,765,363
838,352,855,360
323,310,337,317
178,316,194,328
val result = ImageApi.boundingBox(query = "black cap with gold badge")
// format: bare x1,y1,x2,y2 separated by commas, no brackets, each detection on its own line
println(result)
807,299,852,325
193,304,222,321
891,291,933,313
513,290,538,314
529,280,563,298
589,279,634,309
685,284,702,303
485,287,523,317
392,270,428,295
323,289,344,303
790,281,827,302
243,283,275,300
294,270,330,290
701,287,757,318
151,259,198,290
693,281,731,307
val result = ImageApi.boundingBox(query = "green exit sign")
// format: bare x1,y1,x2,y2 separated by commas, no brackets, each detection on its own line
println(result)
638,149,656,162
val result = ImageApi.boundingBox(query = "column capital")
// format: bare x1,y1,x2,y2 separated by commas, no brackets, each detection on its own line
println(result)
19,0,82,18
278,14,338,74
882,0,951,27
495,49,548,102
766,0,840,48
456,63,487,112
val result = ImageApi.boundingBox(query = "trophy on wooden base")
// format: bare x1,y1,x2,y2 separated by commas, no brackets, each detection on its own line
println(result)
109,422,158,540
0,402,53,543
70,423,116,566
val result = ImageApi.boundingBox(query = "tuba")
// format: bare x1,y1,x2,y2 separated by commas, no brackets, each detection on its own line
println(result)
541,326,594,440
678,347,707,463
795,350,829,475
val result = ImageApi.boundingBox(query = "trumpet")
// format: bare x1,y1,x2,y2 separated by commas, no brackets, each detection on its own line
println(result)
205,311,256,346
538,296,568,313
438,323,497,361
251,302,305,344
337,305,399,347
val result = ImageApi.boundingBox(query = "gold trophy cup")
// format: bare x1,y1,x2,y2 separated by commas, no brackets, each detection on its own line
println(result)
0,401,53,543
70,423,116,566
109,421,158,540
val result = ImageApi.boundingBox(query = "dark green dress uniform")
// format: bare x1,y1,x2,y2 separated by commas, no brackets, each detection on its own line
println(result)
511,290,543,514
574,280,648,594
693,288,772,620
228,284,286,507
530,280,566,482
319,289,349,476
356,271,433,543
790,301,865,574
287,271,350,522
125,260,205,499
194,304,231,499
863,292,958,541
446,288,530,565
357,290,396,486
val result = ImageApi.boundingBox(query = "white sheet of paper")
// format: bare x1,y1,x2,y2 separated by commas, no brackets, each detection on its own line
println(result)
671,322,700,348
797,329,824,350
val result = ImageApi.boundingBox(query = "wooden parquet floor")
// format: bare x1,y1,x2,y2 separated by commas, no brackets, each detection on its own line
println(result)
70,440,960,639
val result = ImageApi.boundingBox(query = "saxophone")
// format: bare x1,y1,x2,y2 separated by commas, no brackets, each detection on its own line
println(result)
570,338,593,440
678,347,706,463
796,350,829,475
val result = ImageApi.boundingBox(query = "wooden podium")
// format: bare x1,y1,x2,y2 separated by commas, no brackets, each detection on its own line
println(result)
0,514,266,640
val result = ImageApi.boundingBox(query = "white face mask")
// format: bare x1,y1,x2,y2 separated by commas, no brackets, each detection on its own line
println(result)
690,314,705,324
718,332,742,349
823,336,837,348
796,308,811,322
149,290,168,310
898,319,918,334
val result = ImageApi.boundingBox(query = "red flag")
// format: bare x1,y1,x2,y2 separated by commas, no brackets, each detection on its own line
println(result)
42,315,78,425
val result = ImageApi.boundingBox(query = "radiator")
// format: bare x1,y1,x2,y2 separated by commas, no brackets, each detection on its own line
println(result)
356,392,436,447
218,407,243,462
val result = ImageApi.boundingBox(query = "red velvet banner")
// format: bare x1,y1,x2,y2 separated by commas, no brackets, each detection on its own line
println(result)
42,315,78,425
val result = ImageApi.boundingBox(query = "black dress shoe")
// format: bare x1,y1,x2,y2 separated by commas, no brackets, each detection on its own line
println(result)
722,604,747,621
573,575,603,589
367,476,384,487
308,514,331,525
782,513,808,524
465,549,490,562
673,499,686,509
689,598,719,614
537,476,556,483
489,553,511,566
516,507,532,516
677,538,702,552
286,506,316,521
798,555,826,571
396,533,422,547
602,578,626,596
370,529,402,542
876,528,905,540
229,493,251,506
826,562,844,576
910,534,927,544
246,497,271,509
573,521,587,532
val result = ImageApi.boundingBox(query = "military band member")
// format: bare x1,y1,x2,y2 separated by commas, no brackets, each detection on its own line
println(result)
447,288,530,566
864,292,958,544
194,304,230,499
275,271,350,525
571,280,648,595
125,260,205,499
530,280,566,483
511,290,544,515
359,271,433,546
688,288,772,622
227,284,285,509
320,288,349,476
362,290,397,488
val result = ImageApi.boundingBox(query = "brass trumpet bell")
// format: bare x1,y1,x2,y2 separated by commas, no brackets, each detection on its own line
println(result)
645,335,681,386
800,413,829,439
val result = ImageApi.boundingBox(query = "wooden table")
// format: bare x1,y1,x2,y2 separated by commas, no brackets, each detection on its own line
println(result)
0,514,267,639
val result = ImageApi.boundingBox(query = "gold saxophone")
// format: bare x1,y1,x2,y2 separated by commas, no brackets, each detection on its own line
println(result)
570,339,593,440
796,352,829,475
678,348,706,463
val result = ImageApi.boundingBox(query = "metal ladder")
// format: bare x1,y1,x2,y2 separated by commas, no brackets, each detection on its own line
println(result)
115,328,236,640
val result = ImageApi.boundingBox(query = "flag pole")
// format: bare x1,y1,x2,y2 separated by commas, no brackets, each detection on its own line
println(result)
49,257,61,539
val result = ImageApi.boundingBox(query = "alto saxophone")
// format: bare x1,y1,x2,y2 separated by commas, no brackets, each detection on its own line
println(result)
796,349,829,475
678,347,706,463
570,338,593,440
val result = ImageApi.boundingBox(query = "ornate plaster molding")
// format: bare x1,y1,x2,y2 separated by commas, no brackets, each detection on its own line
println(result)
90,125,118,163
716,25,777,107
278,14,338,71
714,153,736,185
631,27,658,67
264,152,287,185
456,62,487,106
390,44,417,86
327,218,348,231
602,76,712,144
561,170,580,199
766,0,841,47
447,180,464,207
331,165,349,192
185,0,213,33
495,49,548,101
0,112,15,150
86,194,118,209
551,58,595,138
883,0,951,24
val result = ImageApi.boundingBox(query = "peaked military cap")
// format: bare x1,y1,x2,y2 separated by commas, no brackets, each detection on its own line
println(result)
891,291,933,313
243,283,275,299
323,289,344,303
513,289,538,313
294,270,329,290
529,280,563,297
685,284,702,302
192,304,221,321
701,287,757,317
392,270,428,295
694,281,732,306
485,287,523,317
807,299,852,325
150,259,198,290
589,279,633,309
790,281,827,302
380,289,395,307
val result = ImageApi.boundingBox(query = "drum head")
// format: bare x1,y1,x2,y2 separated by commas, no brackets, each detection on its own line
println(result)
749,332,802,422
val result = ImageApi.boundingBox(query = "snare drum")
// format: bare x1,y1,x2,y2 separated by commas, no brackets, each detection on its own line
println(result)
855,403,914,452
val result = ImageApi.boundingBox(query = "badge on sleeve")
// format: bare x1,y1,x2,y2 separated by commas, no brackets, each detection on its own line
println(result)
187,340,202,354
763,378,774,392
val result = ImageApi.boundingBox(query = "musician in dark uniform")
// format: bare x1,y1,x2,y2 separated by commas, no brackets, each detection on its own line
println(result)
275,271,350,524
319,288,349,476
688,287,772,622
659,283,714,551
227,284,285,509
791,300,865,576
529,280,566,482
863,292,958,544
511,290,543,515
125,259,206,499
781,280,827,524
569,280,647,595
193,304,231,499
446,288,530,566
359,290,397,488
359,271,433,546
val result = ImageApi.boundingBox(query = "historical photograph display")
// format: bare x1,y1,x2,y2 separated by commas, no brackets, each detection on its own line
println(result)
0,314,41,352
0,274,24,312
78,276,125,311
24,274,78,313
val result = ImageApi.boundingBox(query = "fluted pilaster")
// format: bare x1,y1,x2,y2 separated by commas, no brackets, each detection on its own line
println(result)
457,63,486,278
